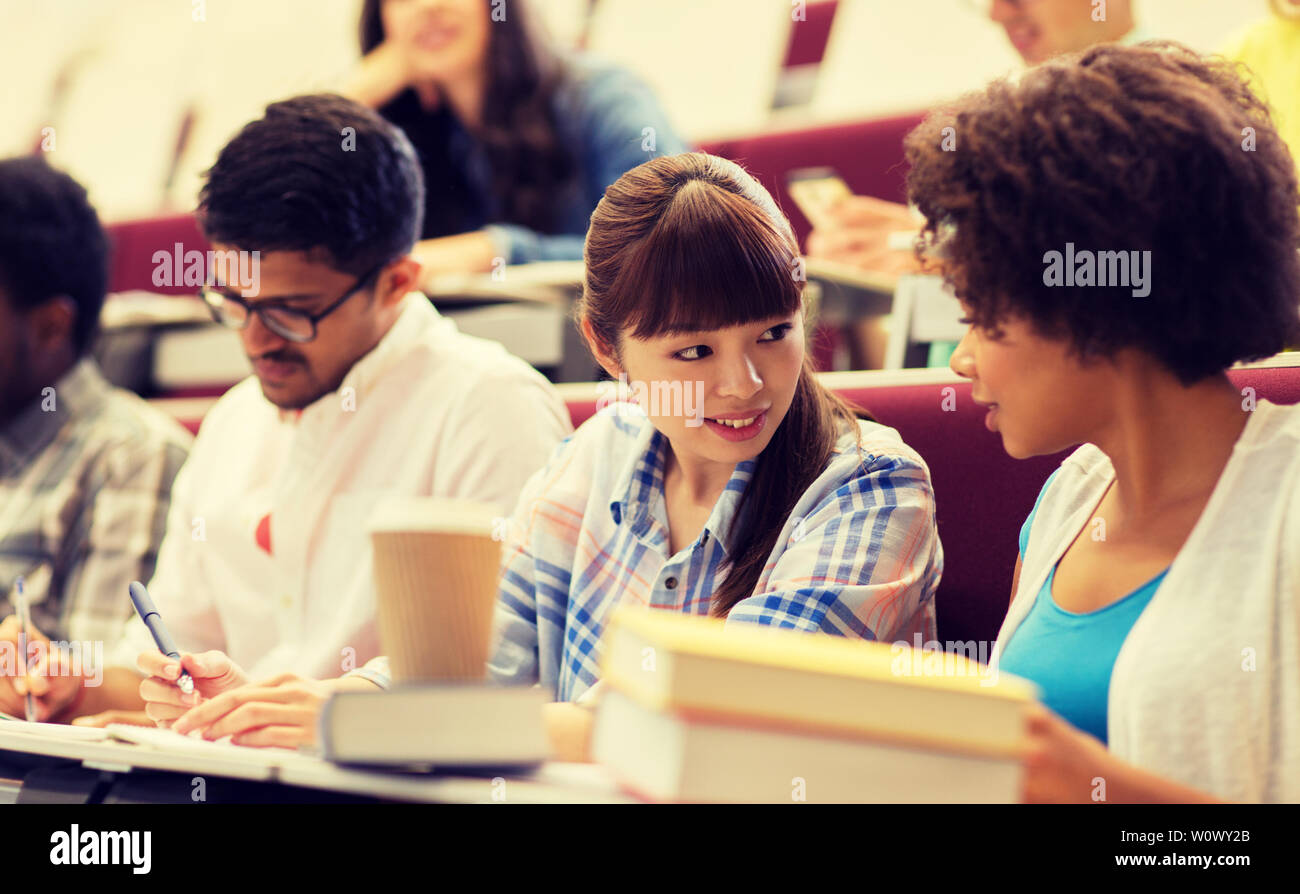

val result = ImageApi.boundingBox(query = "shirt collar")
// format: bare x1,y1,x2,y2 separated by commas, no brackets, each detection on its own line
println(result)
287,293,439,424
607,408,757,557
0,357,109,471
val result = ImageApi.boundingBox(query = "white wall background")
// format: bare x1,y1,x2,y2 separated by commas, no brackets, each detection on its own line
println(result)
0,0,1276,221
815,0,1270,121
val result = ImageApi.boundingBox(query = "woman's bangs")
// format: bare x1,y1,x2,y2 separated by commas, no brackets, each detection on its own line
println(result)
612,184,803,340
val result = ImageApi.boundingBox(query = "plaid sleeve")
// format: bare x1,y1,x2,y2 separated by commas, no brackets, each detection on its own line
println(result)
105,443,229,670
486,481,546,688
56,437,191,649
486,434,584,690
345,655,391,690
725,452,941,643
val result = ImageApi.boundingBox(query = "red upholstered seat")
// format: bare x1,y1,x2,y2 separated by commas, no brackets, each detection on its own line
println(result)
106,213,211,296
700,112,927,248
157,361,1300,642
563,359,1300,647
109,110,925,373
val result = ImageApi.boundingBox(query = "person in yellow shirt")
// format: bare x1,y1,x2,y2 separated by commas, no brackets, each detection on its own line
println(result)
1221,0,1300,173
1224,0,1300,351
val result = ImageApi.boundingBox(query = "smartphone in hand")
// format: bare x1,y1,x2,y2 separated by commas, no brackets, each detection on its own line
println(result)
786,166,852,230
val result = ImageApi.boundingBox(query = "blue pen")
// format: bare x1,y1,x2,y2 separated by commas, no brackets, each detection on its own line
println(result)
127,581,194,695
13,576,35,722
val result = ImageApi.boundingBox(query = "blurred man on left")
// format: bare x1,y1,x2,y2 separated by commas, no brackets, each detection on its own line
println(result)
0,157,192,721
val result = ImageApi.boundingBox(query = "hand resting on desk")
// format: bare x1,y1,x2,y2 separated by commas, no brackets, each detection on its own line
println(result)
167,672,599,762
170,672,378,748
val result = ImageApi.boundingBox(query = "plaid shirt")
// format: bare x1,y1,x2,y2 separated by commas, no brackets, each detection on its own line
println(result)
486,402,942,702
0,359,191,646
356,404,943,696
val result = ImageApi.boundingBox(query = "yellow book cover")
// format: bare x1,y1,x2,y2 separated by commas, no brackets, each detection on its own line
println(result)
599,606,1037,758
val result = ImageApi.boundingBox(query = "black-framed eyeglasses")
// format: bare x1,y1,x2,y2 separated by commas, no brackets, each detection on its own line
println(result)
199,261,387,344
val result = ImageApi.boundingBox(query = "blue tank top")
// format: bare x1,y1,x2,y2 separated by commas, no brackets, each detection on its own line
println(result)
998,469,1167,744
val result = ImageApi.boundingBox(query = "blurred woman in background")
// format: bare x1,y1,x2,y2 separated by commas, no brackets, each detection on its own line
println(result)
345,0,686,281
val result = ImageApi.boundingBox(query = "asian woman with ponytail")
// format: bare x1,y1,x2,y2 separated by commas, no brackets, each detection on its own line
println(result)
486,152,943,756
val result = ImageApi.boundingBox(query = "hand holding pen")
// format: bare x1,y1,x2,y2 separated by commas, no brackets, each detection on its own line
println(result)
13,577,35,721
126,580,252,727
2,576,88,722
128,581,194,695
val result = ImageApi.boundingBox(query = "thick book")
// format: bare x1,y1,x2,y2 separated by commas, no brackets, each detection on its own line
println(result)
599,606,1037,758
318,685,550,769
592,688,1022,803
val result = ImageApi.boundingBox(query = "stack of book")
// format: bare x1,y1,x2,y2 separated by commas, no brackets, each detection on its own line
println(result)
590,607,1038,803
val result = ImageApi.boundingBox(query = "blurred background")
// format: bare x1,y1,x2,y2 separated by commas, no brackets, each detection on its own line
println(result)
1,0,1264,218
0,0,1285,416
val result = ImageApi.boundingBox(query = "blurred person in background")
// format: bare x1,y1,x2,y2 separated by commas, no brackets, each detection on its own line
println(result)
0,157,191,721
344,0,687,283
984,0,1142,65
808,0,1147,306
1223,0,1300,175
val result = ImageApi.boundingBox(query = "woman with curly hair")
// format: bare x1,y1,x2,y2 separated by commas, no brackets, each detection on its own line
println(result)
906,41,1300,802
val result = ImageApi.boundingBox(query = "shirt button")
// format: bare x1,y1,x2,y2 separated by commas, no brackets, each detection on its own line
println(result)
664,577,678,590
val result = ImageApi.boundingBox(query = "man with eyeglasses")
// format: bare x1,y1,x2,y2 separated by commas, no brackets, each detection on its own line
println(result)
38,94,572,728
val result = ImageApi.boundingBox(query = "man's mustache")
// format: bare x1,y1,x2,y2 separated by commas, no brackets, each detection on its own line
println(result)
252,350,306,365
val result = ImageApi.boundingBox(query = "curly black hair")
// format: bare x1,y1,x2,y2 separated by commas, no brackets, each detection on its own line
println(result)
0,156,108,356
905,40,1300,384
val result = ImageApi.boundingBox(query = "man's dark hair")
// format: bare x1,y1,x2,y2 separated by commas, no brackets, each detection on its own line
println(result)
905,41,1300,384
0,156,108,356
198,93,425,276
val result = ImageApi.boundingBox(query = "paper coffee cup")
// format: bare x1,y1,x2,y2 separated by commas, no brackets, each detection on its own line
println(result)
368,498,504,683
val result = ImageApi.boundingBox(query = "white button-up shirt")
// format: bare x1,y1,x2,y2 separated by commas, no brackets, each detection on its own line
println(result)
109,295,572,681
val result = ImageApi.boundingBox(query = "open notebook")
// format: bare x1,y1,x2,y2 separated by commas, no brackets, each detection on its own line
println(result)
2,497,540,778
0,720,618,802
0,716,111,741
0,720,308,782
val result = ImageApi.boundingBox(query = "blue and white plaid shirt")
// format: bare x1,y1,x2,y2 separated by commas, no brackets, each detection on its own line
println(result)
485,402,942,702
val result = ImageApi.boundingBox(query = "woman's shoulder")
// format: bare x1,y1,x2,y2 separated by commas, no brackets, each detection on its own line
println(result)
1030,444,1113,518
1244,398,1300,454
832,417,933,477
552,51,662,121
1224,399,1300,510
808,418,938,505
556,51,647,92
524,400,655,497
573,399,656,452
